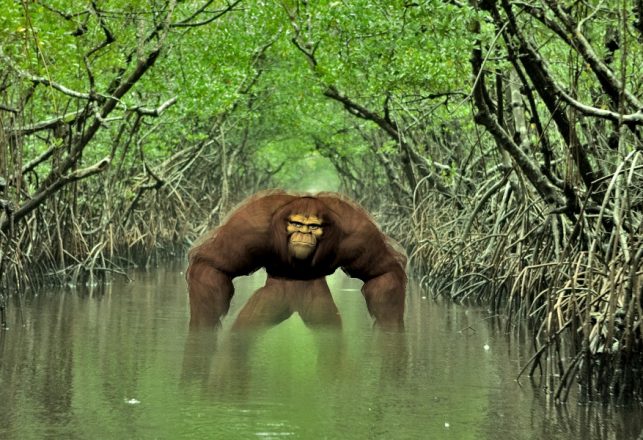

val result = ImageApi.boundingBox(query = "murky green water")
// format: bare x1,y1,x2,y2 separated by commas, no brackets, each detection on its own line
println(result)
1,264,642,439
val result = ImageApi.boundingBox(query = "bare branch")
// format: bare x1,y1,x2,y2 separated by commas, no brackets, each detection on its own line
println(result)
555,89,643,125
83,1,116,89
132,96,178,116
0,103,18,113
22,145,56,175
36,2,89,20
0,51,92,100
541,0,643,110
1,157,111,233
8,109,87,136
171,0,242,28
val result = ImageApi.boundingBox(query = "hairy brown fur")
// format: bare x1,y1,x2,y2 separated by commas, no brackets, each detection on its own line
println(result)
186,191,406,330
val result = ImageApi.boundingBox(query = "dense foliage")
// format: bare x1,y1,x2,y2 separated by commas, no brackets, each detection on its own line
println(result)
1,0,642,404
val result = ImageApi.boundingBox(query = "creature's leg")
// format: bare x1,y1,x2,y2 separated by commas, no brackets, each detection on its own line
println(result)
231,278,293,331
297,278,342,329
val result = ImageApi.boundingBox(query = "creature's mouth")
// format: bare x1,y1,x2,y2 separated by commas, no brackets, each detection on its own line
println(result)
291,241,314,247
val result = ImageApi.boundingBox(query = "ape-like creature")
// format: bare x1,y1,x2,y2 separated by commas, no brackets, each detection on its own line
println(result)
186,191,406,330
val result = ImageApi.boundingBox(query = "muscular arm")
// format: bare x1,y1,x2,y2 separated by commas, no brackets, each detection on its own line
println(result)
186,192,295,328
360,262,406,330
186,261,234,328
347,238,407,330
320,195,407,330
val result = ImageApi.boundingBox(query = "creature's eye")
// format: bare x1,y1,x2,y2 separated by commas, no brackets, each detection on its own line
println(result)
309,224,321,230
289,221,303,227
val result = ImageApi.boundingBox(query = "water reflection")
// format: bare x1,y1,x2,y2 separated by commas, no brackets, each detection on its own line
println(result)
182,274,409,401
0,265,641,439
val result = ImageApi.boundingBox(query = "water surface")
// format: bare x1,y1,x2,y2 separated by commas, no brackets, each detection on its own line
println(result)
1,265,641,439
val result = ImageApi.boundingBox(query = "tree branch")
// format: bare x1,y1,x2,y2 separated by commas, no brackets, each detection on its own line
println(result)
8,109,87,136
471,4,566,211
0,50,92,100
1,157,111,233
171,0,242,28
541,0,643,110
132,96,178,116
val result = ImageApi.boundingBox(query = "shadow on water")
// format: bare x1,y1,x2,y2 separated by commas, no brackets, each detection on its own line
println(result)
0,263,642,439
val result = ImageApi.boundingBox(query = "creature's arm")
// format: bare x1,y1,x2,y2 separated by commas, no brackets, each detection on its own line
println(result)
360,260,407,330
322,196,407,330
186,257,234,328
346,240,407,330
186,192,294,328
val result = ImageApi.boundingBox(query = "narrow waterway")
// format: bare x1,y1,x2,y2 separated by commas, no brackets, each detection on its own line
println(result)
1,264,641,439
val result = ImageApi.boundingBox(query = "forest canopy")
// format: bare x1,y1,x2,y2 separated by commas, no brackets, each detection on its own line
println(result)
1,0,642,404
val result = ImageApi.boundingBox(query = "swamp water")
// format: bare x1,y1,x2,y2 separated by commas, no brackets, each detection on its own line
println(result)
1,264,642,439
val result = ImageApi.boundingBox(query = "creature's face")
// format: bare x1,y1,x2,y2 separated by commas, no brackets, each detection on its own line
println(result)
286,214,323,260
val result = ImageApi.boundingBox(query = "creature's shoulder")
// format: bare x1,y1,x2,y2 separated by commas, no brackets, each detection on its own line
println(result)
221,190,297,228
316,192,407,267
315,192,377,233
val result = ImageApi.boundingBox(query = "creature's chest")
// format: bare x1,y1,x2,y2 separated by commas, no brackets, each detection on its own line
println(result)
264,259,336,280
